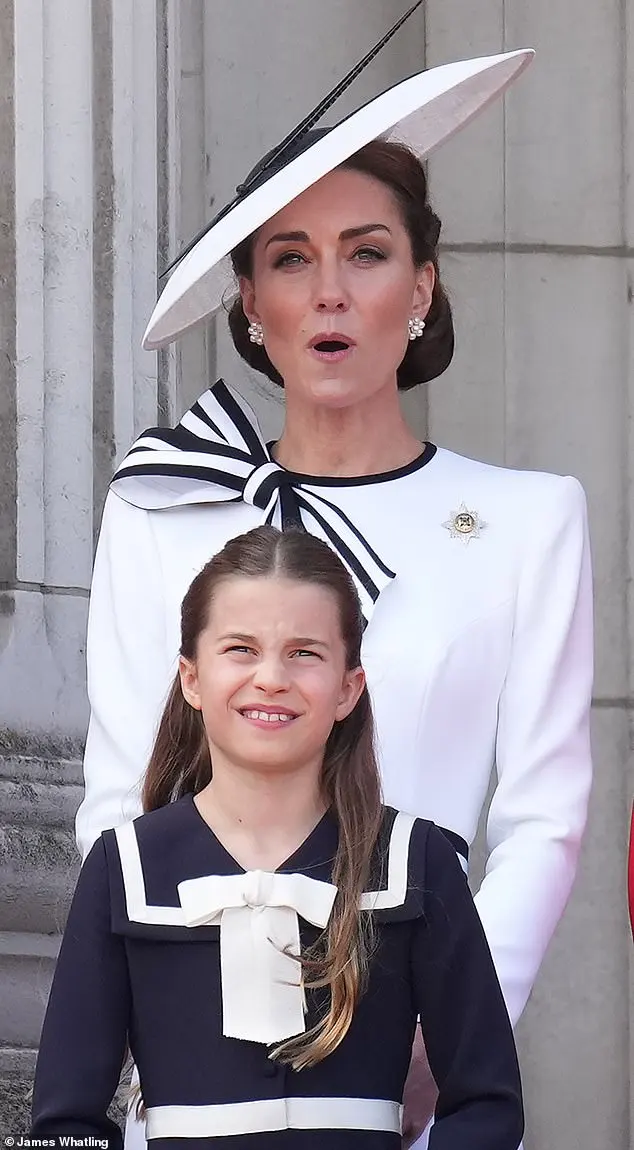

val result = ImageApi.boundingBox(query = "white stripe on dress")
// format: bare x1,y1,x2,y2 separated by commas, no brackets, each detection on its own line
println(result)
145,1096,403,1139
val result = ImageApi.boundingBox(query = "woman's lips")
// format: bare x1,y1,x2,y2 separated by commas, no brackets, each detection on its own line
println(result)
308,338,356,364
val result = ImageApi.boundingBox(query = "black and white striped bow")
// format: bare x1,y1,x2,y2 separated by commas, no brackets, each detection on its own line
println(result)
110,380,396,623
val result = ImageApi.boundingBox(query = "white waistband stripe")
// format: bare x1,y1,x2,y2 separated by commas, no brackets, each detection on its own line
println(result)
145,1096,403,1139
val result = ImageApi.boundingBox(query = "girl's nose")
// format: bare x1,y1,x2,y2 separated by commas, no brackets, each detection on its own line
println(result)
251,656,290,693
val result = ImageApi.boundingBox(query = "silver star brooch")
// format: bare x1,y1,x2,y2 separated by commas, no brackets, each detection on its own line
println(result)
442,503,487,544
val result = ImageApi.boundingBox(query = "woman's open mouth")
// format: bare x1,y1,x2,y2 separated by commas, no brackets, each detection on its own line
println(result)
308,334,356,363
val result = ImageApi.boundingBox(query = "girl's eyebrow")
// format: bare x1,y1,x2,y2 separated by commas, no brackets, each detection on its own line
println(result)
289,637,330,649
217,632,330,649
264,223,391,249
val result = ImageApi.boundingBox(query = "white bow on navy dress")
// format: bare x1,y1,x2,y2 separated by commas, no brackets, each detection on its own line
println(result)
110,379,396,623
178,868,338,1045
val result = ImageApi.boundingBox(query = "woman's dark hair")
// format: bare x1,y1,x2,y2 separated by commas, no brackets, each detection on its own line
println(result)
142,525,383,1071
228,138,454,389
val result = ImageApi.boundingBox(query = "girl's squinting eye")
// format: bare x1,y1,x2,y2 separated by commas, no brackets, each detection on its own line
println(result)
225,645,255,656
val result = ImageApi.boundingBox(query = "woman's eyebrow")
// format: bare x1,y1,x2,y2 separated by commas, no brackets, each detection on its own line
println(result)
264,223,391,248
340,223,391,240
265,230,310,248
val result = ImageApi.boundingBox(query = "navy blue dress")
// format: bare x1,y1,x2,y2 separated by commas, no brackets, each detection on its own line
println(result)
31,799,523,1148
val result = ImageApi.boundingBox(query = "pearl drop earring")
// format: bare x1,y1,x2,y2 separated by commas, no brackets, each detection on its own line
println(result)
248,321,264,345
408,316,426,340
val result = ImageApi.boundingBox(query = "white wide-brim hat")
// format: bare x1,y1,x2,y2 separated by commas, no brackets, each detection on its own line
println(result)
143,24,533,350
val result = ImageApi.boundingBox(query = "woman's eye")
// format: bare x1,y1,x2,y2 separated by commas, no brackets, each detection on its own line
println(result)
353,246,386,262
273,251,306,268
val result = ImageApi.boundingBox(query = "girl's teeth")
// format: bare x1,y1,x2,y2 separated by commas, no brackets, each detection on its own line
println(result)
243,710,293,722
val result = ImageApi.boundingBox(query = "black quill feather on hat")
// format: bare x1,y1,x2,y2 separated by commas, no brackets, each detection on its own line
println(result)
161,1,423,277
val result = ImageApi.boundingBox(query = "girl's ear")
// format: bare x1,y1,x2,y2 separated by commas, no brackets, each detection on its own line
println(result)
179,656,202,711
334,666,366,722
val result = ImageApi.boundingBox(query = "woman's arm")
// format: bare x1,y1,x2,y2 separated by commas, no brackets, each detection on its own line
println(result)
75,491,174,858
31,838,130,1143
475,475,593,1024
413,824,524,1150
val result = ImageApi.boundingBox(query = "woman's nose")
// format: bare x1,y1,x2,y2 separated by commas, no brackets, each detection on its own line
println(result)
312,262,350,312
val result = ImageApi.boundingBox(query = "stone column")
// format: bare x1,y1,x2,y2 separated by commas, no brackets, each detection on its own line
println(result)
0,0,177,1129
170,0,211,416
625,0,634,1143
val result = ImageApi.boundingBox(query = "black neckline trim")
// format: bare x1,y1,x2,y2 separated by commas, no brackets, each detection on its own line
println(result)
264,441,437,488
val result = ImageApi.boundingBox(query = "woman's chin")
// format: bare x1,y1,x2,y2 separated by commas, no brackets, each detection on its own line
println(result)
302,374,375,408
285,357,393,409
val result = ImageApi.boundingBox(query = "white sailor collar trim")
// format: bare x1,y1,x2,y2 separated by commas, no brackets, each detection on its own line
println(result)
108,802,468,934
106,804,468,1045
112,807,418,930
111,808,411,1046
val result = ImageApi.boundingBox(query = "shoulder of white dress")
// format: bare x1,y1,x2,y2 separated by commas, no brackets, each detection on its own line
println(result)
433,447,586,507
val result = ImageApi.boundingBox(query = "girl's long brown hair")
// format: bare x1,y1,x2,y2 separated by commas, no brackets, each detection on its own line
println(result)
142,525,383,1070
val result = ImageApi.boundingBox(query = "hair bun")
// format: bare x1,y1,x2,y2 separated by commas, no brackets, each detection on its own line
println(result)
397,279,454,389
425,213,441,250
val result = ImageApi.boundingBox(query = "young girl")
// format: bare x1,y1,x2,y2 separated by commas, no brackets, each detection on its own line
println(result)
32,526,523,1148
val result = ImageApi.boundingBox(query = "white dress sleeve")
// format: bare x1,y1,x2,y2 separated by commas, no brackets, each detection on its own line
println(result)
75,491,175,859
474,475,594,1026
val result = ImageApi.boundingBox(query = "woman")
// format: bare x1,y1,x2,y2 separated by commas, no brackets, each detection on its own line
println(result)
32,526,524,1147
74,27,592,1150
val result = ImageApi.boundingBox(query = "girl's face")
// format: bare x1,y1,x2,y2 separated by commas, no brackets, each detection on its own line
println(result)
239,167,434,408
179,576,365,779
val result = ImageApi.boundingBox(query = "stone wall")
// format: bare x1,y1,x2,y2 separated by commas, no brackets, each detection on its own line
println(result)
423,6,632,1146
0,1,630,1146
0,735,81,1130
0,0,172,1134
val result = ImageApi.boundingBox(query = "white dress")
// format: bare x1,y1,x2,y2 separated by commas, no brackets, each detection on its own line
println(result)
75,380,593,1144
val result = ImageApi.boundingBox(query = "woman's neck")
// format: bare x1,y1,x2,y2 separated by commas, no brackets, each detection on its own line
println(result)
194,757,327,872
272,380,423,477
